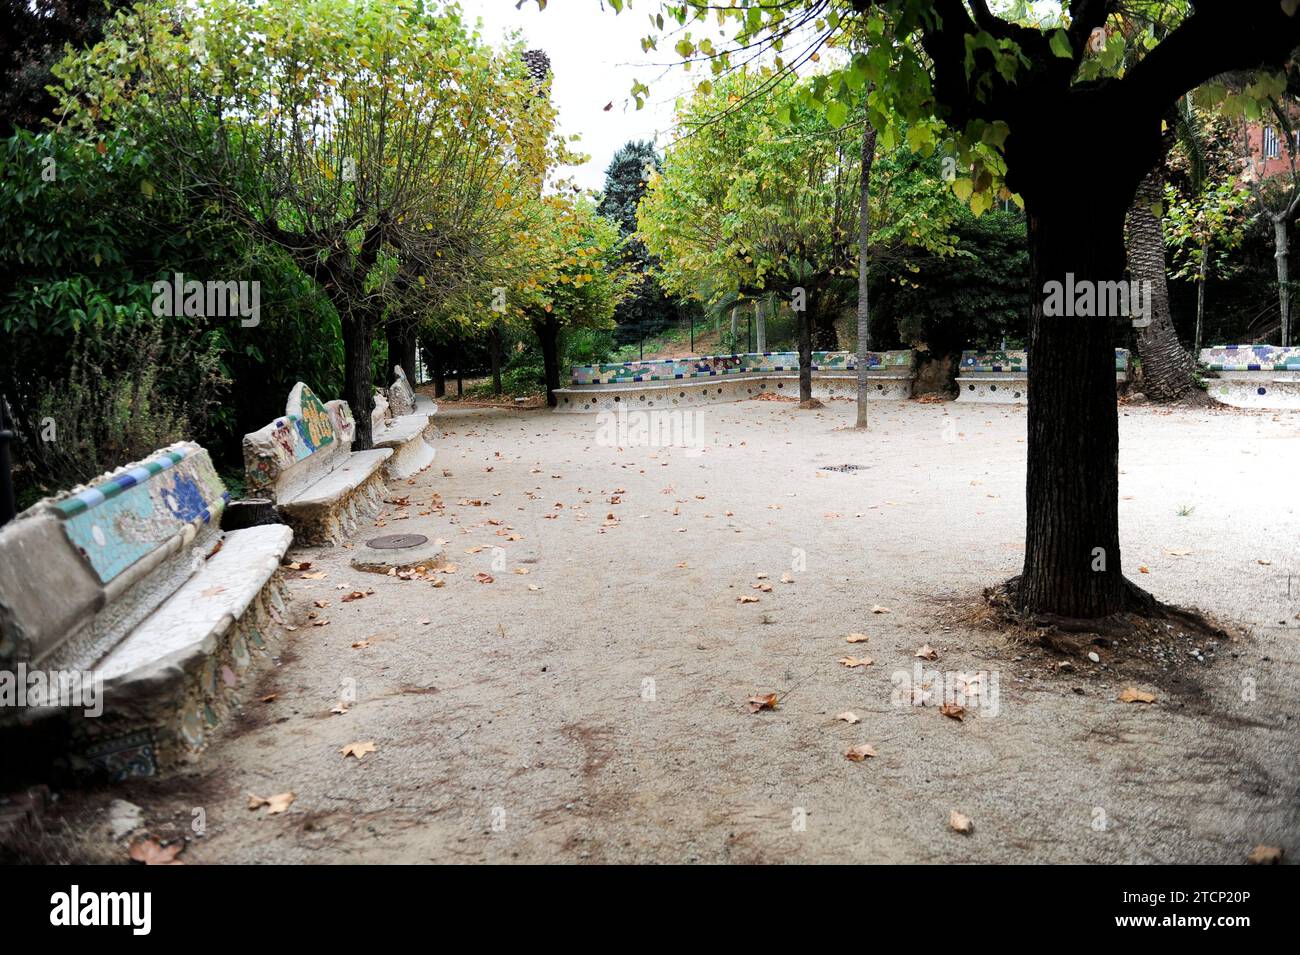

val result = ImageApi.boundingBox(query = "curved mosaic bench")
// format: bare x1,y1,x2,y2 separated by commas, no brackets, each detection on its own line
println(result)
553,351,915,413
1200,345,1300,409
0,442,292,778
243,383,391,545
372,365,437,480
956,349,1131,404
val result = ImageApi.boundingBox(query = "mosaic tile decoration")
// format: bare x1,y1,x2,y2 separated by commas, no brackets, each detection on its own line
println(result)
1199,345,1300,371
244,383,339,494
960,349,1131,373
54,444,228,585
568,350,915,385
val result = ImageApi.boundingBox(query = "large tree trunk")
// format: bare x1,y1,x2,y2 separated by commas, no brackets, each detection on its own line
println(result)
533,315,561,407
386,319,418,386
340,309,375,451
1124,168,1196,399
489,321,503,396
429,340,446,398
797,301,813,404
1018,198,1128,617
855,119,878,429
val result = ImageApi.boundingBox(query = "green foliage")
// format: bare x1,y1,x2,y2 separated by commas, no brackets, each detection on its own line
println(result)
27,319,228,497
870,208,1031,351
598,140,680,345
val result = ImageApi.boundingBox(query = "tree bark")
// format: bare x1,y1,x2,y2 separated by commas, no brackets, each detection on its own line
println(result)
429,341,446,398
533,315,561,407
1018,198,1128,617
855,119,878,429
489,321,503,396
340,310,375,451
1274,216,1291,347
386,319,418,386
1124,168,1196,399
797,301,813,404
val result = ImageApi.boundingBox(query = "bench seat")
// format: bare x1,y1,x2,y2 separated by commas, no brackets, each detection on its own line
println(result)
1200,345,1300,409
956,349,1130,404
243,382,391,545
0,442,291,779
555,351,916,412
373,413,436,479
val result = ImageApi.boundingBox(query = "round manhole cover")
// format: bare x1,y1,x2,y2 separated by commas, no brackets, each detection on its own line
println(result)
366,534,429,550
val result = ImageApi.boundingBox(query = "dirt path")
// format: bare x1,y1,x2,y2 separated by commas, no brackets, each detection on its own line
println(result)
44,398,1300,863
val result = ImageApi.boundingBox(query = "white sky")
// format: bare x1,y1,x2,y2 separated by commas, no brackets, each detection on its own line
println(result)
466,0,703,191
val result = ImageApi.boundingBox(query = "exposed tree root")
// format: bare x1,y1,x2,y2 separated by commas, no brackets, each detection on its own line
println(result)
985,574,1227,645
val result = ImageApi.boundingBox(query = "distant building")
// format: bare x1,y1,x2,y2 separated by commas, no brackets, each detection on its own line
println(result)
1243,120,1298,180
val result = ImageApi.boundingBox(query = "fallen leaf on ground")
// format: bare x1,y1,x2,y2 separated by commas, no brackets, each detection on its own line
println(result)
341,590,371,602
340,741,377,760
780,574,794,583
1138,565,1150,574
129,838,184,865
834,711,860,724
259,693,278,703
302,571,328,580
351,640,370,650
247,792,296,814
1118,687,1157,704
915,644,939,661
747,693,778,713
1166,548,1192,557
1247,844,1283,864
752,582,773,592
737,595,760,604
1257,558,1273,566
871,604,891,614
330,703,349,715
475,573,495,584
845,633,869,644
940,702,966,721
839,656,874,668
845,744,878,762
949,810,974,834
284,561,312,571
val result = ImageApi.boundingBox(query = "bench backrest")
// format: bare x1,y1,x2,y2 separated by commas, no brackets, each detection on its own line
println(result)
1200,345,1300,371
568,350,915,385
960,349,1131,374
243,382,352,502
0,442,227,671
388,364,418,415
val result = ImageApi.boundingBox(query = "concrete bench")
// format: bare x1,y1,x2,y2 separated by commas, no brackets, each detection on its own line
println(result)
1200,345,1300,409
0,442,292,778
243,383,391,545
372,365,437,479
956,349,1130,403
552,350,916,412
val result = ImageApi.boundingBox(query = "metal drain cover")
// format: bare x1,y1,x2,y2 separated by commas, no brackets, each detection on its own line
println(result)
819,464,869,473
365,534,429,550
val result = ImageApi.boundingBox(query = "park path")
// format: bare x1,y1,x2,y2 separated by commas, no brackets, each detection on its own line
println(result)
77,399,1300,862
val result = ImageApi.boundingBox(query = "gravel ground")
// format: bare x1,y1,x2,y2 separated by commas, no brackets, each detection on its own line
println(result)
47,397,1300,863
